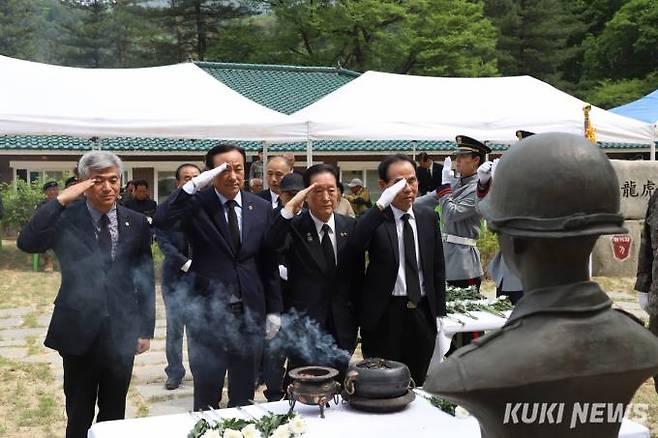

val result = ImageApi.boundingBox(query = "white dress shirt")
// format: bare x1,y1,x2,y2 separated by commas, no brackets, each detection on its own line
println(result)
215,189,243,238
269,189,280,209
391,205,426,297
310,211,337,265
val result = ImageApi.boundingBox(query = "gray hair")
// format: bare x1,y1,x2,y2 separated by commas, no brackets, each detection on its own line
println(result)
78,151,124,179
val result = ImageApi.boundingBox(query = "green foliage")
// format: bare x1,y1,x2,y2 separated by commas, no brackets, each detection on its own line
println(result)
582,0,658,81
0,180,46,235
586,73,658,109
477,224,499,275
484,0,583,86
262,0,498,76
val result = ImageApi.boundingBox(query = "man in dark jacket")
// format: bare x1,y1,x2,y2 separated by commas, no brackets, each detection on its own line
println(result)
154,144,282,410
350,154,446,385
154,163,200,390
17,151,155,438
267,164,364,383
123,179,157,219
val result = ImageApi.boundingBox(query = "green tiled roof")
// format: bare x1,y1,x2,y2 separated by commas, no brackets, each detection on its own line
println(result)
195,61,360,115
0,135,649,153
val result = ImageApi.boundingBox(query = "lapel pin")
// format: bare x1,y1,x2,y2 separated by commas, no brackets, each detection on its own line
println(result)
248,205,254,210
306,232,313,242
125,221,130,226
340,232,348,237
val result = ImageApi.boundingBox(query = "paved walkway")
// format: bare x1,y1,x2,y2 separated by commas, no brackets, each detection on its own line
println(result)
0,284,647,420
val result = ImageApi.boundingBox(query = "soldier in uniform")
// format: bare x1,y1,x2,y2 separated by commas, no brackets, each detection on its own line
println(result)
434,135,490,290
425,133,658,438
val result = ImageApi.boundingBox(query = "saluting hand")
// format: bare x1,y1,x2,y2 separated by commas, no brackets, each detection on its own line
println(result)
491,158,500,179
182,162,228,195
441,157,453,185
477,161,493,185
376,178,407,210
283,183,317,216
57,178,95,207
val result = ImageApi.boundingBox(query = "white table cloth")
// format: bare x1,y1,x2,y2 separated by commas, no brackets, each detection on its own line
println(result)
427,310,511,371
87,393,649,438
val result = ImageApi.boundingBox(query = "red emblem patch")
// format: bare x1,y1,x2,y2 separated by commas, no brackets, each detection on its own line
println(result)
611,235,632,261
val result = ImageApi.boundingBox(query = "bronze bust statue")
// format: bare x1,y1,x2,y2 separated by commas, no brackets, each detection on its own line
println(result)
424,133,658,437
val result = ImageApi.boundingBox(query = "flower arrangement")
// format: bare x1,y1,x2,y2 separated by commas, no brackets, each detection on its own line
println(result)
188,412,306,438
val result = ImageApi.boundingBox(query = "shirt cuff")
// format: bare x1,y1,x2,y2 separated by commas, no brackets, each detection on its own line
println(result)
181,259,192,273
435,183,452,199
280,208,294,220
477,181,491,199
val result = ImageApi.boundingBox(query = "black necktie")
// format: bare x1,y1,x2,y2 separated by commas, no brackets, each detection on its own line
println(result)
225,199,241,252
276,198,282,210
98,214,112,268
321,224,336,270
401,214,422,304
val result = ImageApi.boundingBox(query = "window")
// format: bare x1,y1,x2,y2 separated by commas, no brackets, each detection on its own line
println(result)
157,171,177,204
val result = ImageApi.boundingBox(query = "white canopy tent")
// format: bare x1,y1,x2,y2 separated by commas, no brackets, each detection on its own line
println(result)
0,55,306,142
292,71,656,158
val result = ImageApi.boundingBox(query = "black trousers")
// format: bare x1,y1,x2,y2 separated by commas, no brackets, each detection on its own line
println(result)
262,339,287,402
496,286,523,305
162,280,190,381
60,320,135,438
361,297,436,386
188,305,263,410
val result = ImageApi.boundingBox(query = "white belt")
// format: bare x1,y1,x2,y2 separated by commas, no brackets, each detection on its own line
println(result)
442,234,478,247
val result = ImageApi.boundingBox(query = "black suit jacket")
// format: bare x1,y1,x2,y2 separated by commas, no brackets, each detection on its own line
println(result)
154,226,191,294
154,188,282,321
266,211,364,350
350,205,446,331
417,163,442,195
17,199,155,356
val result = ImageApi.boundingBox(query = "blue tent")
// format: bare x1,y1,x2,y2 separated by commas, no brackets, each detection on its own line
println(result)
610,89,658,124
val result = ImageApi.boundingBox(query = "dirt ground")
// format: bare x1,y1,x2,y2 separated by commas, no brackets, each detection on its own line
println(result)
0,239,656,437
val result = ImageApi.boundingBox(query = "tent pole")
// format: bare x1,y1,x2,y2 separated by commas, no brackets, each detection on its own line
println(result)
306,139,313,167
652,126,656,161
262,141,269,190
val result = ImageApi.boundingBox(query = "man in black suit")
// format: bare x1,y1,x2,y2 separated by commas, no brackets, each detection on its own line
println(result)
17,151,155,438
351,154,446,385
257,156,290,210
154,163,200,390
416,152,442,195
267,164,363,383
154,144,282,410
124,179,158,219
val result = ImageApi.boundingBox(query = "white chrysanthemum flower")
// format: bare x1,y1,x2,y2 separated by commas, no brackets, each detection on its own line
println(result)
288,416,307,436
201,429,222,438
271,424,291,438
240,424,262,438
222,428,244,438
455,406,471,419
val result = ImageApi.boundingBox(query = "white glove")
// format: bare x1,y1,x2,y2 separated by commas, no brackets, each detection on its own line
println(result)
182,162,228,195
638,291,649,312
441,157,453,184
376,178,407,210
477,161,493,185
491,158,500,179
265,313,282,340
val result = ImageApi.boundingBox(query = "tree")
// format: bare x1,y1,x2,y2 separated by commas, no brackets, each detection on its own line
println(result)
484,0,582,85
583,0,658,80
260,0,498,76
157,0,259,61
58,0,115,67
0,0,41,59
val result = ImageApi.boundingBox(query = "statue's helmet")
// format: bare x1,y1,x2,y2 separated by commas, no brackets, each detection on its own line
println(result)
479,133,626,238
